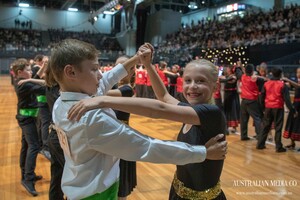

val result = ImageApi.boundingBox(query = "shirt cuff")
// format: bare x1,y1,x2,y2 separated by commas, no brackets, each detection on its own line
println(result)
114,63,128,80
193,145,207,163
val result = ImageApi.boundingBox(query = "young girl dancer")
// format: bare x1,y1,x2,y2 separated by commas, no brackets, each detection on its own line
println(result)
220,66,240,133
282,68,300,151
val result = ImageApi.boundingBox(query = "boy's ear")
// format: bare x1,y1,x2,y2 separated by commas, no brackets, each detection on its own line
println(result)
64,65,77,79
17,69,22,76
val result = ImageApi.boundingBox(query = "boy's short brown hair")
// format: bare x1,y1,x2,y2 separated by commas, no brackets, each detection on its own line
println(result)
12,58,29,76
50,39,99,83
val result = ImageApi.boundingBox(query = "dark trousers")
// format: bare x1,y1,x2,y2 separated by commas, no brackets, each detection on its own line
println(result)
214,98,223,111
168,85,176,97
49,128,65,200
37,106,51,151
18,120,40,181
135,84,147,98
240,99,262,139
176,92,188,103
257,108,284,150
146,86,155,99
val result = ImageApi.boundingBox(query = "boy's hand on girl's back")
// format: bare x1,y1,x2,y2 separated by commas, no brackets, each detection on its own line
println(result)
205,134,227,160
17,79,30,85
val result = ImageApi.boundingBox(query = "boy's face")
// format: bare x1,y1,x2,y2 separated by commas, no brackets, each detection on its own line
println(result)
76,58,102,96
18,65,32,79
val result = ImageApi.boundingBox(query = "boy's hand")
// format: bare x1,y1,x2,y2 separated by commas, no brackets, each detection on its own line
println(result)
68,97,104,121
144,42,154,58
205,134,227,160
137,43,154,66
17,79,30,85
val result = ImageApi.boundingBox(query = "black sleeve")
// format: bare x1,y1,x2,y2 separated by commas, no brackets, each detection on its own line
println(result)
235,68,243,80
256,77,265,91
282,85,295,113
21,82,45,95
219,76,234,83
178,102,226,140
31,66,40,78
165,73,178,78
111,83,118,90
33,74,41,79
260,86,266,110
119,85,134,97
191,104,224,130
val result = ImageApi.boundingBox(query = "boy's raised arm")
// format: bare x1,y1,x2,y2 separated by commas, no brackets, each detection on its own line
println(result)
122,54,140,74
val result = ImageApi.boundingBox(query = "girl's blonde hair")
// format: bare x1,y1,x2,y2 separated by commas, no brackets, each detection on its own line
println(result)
185,59,218,83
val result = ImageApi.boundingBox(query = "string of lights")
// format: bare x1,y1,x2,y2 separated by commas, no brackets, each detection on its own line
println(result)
199,46,250,66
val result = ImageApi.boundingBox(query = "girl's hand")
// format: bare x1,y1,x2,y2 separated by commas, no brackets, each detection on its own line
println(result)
68,97,105,121
137,43,154,66
138,48,152,66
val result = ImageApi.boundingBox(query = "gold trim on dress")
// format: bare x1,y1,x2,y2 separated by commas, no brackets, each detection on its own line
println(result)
172,174,221,200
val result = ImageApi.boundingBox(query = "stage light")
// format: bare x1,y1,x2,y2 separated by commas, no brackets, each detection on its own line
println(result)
103,10,116,15
68,8,78,12
19,3,29,7
188,2,198,9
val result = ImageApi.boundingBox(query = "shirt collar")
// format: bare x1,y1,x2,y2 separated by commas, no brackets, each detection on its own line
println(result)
60,92,91,101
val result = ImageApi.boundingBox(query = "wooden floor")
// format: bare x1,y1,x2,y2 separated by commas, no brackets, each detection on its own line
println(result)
0,75,299,200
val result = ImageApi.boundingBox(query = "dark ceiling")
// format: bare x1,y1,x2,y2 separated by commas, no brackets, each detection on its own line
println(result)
0,0,107,12
0,0,240,14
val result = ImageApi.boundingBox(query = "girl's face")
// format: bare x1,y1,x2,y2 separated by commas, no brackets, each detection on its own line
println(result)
183,63,215,105
171,66,178,73
226,67,232,75
18,65,32,79
259,68,267,77
297,68,300,79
